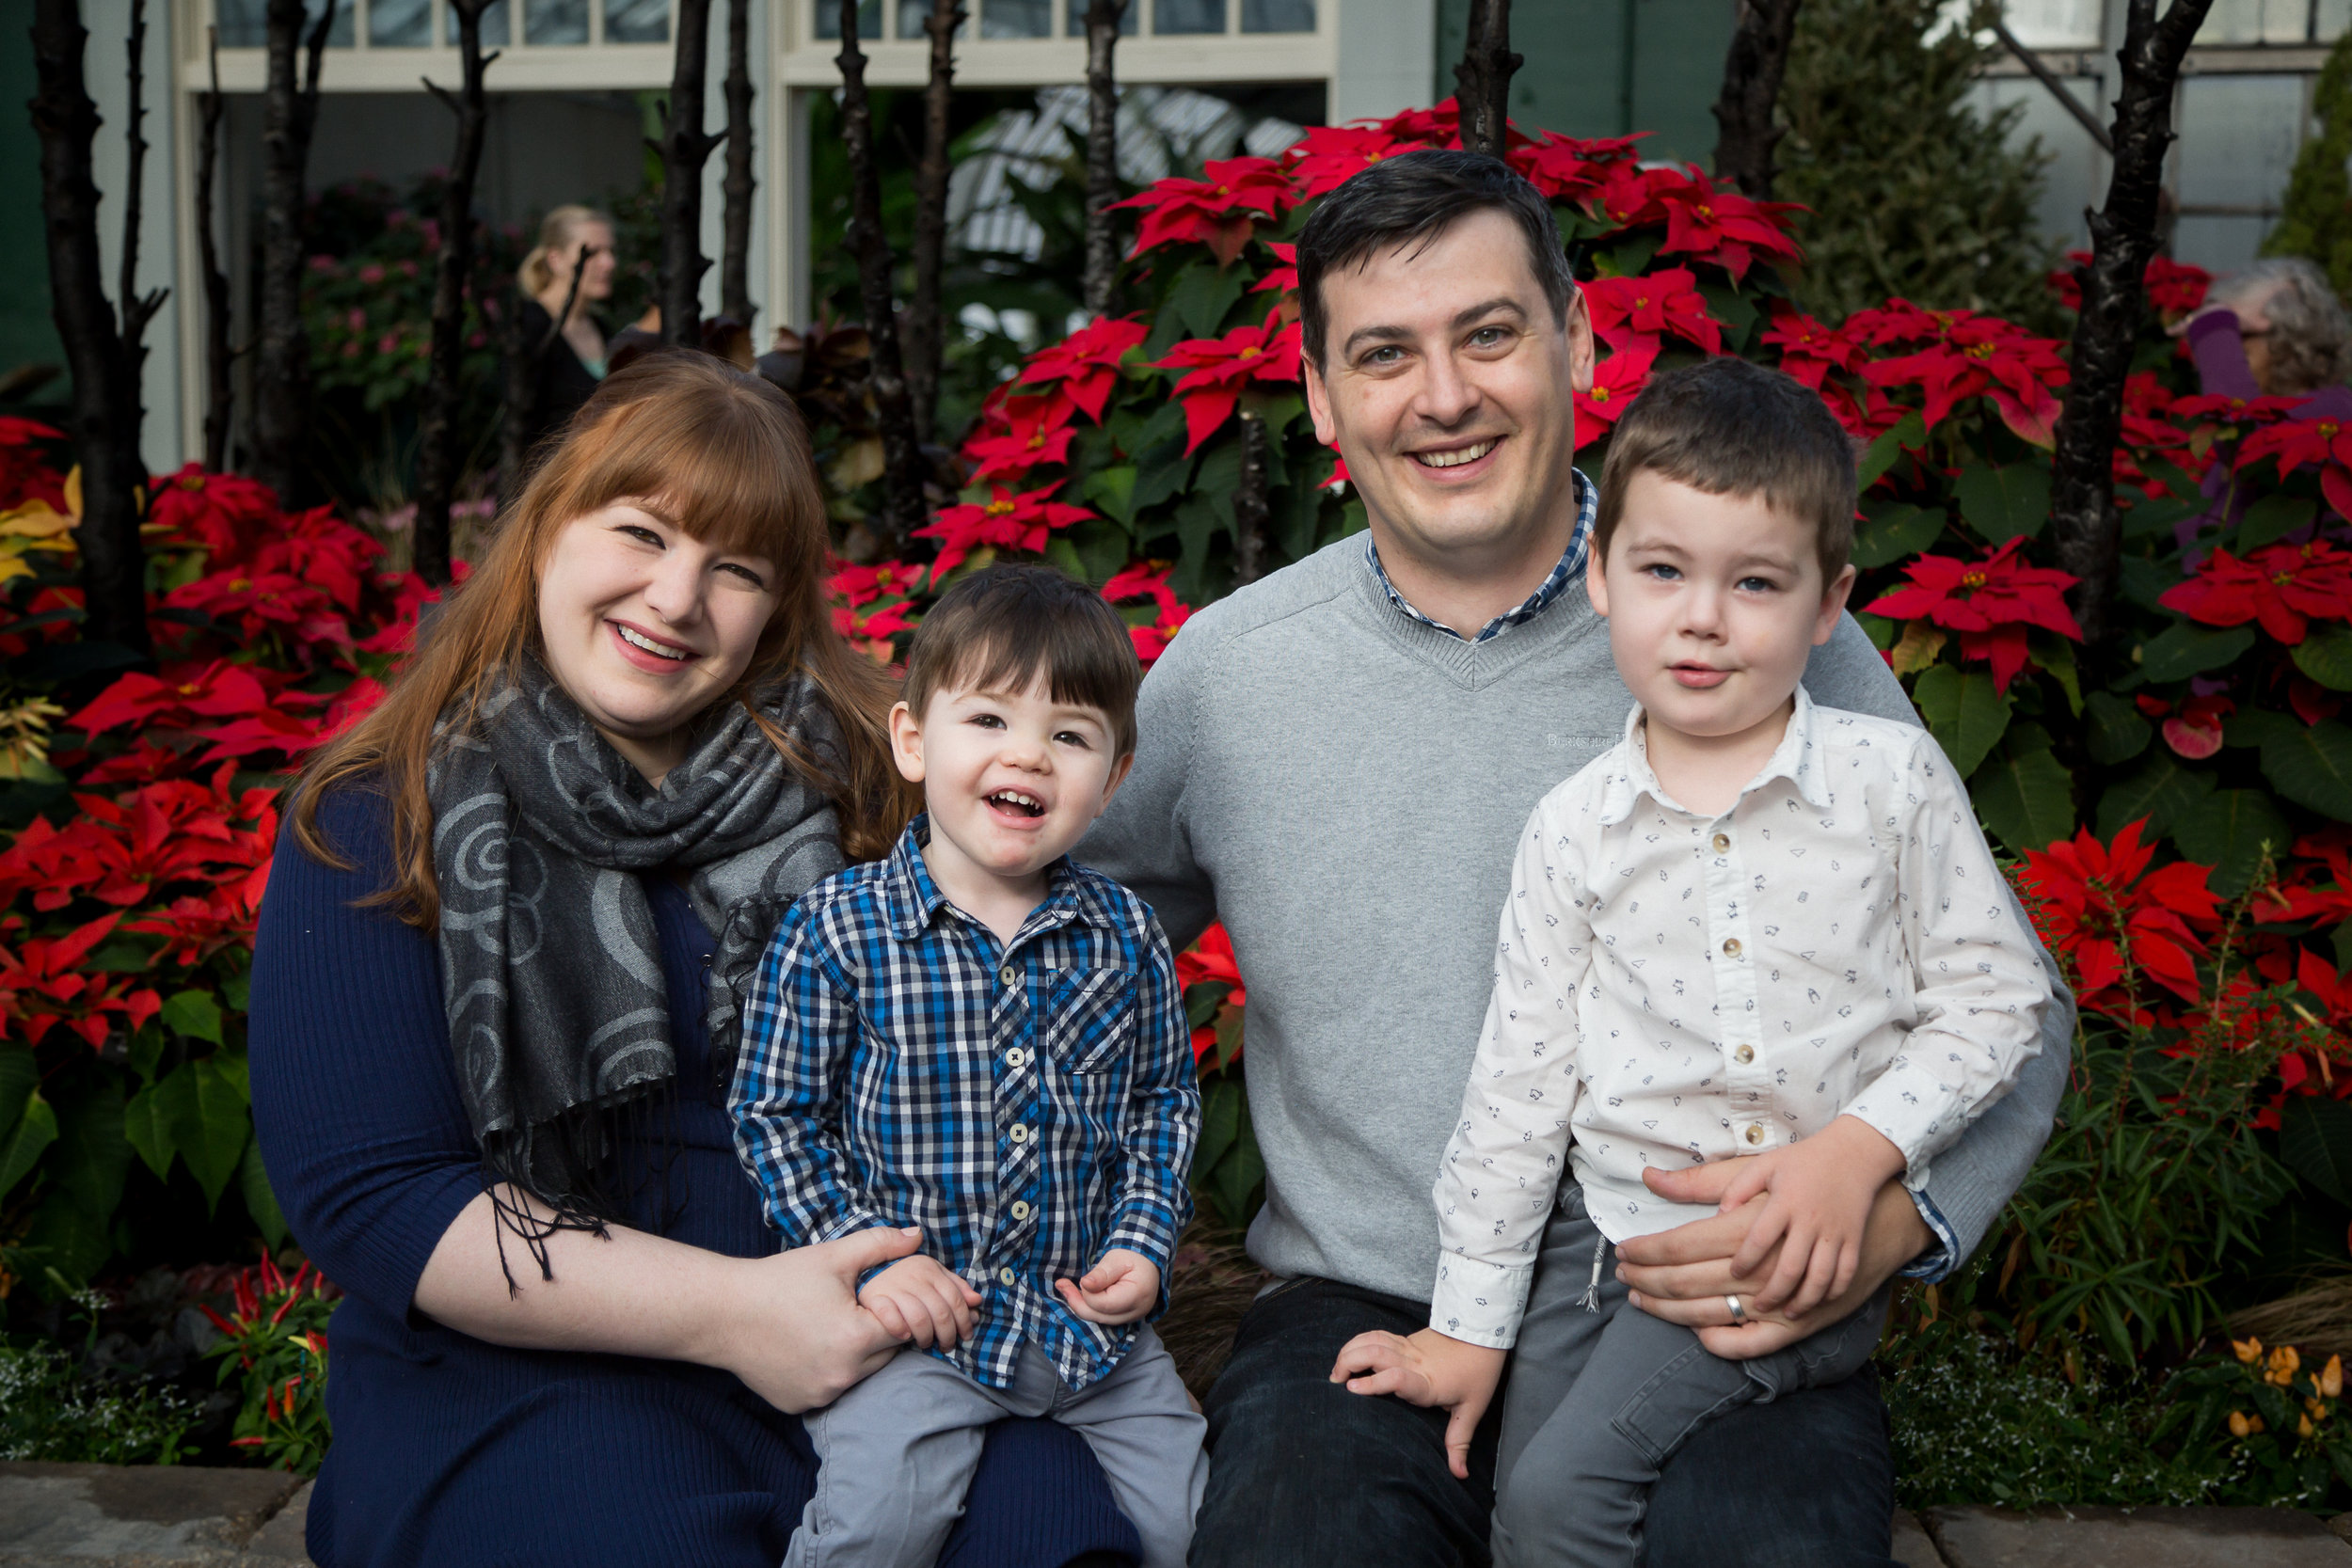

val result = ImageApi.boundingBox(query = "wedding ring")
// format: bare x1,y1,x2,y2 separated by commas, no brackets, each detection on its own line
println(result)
1725,1293,1746,1325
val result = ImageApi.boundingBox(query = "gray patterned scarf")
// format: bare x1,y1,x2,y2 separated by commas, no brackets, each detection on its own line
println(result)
428,654,846,1260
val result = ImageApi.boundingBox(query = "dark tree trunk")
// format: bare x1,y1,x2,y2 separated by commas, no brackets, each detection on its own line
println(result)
837,0,925,548
197,27,234,473
1232,411,1268,590
30,0,149,656
905,0,963,445
1452,0,1520,159
501,244,588,508
252,0,330,505
719,0,755,324
116,0,167,454
1709,0,1803,199
410,0,499,587
657,0,717,348
2049,0,2214,649
1083,1,1124,318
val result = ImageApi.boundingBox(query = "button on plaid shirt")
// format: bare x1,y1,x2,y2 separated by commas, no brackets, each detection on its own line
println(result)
730,817,1199,1392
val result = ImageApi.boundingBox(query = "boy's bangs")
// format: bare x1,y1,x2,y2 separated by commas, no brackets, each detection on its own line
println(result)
548,392,811,562
940,631,1133,721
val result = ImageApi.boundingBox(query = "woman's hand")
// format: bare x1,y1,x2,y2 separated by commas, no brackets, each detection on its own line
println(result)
705,1227,930,1412
1612,1162,1928,1360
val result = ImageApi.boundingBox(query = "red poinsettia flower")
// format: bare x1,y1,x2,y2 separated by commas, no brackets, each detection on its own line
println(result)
1287,126,1413,199
2153,693,2233,760
1763,309,1863,390
1154,317,1304,455
964,394,1081,483
1856,309,2068,445
1102,561,1193,664
1591,161,1673,230
1508,131,1644,204
1016,316,1149,423
356,562,468,657
164,568,350,653
2015,819,2221,1009
1115,157,1294,266
1648,169,1803,279
2046,252,2212,318
1251,241,1298,299
1865,538,2082,692
147,466,283,559
828,560,925,657
917,484,1093,581
0,419,70,513
0,911,163,1050
1174,921,1246,1063
68,660,272,737
242,503,384,612
1573,340,1660,448
1580,268,1722,355
2158,539,2352,645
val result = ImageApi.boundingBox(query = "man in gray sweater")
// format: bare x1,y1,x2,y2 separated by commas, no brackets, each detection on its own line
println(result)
1083,151,2071,1565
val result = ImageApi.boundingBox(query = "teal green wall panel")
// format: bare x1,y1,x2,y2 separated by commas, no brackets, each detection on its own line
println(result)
0,0,66,388
1436,0,1736,169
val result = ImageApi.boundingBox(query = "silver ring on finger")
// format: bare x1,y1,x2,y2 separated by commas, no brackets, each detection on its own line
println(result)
1725,1293,1746,1325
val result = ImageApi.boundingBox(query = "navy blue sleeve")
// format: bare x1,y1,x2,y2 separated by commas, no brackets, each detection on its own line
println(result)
247,788,484,1317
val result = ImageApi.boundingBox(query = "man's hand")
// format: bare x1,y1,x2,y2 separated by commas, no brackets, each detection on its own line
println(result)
1617,1160,1928,1360
857,1251,982,1349
1056,1248,1161,1324
1705,1116,1907,1316
1328,1327,1506,1481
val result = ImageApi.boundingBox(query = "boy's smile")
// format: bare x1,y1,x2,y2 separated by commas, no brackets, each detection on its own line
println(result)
889,675,1133,943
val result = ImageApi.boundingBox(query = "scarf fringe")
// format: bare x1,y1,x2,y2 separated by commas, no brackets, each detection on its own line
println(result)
478,1082,691,1293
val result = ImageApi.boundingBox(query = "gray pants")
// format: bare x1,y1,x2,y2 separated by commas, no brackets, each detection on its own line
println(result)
1491,1189,1891,1568
787,1323,1206,1568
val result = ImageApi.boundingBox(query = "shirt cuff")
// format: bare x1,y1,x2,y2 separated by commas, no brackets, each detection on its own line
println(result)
1428,1251,1533,1349
1899,1183,1962,1283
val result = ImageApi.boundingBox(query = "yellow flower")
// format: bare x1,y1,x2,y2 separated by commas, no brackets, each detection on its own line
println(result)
2268,1345,2303,1386
2234,1337,2265,1365
2326,1354,2344,1398
2230,1410,2255,1437
2303,1414,2317,1438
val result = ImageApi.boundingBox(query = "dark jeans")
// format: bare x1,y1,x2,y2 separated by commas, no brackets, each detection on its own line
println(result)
1189,1277,1898,1568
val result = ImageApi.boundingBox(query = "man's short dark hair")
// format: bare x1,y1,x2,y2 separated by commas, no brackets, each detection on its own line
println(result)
901,562,1142,757
1295,149,1577,371
1595,357,1859,581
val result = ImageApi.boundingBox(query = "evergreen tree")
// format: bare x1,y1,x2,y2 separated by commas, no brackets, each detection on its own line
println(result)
2263,27,2352,298
1776,0,2058,329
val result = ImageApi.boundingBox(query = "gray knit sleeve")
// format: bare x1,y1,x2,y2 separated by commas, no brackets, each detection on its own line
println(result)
1803,610,2075,1278
1079,621,1218,950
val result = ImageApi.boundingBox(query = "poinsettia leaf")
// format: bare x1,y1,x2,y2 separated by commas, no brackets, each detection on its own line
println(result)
240,1139,289,1250
160,990,223,1046
1954,462,2052,545
2095,755,2217,842
0,1091,56,1201
2294,624,2352,692
1167,261,1249,343
2258,719,2352,821
1971,745,2075,854
2234,494,2317,553
1857,411,1929,492
156,1059,251,1213
2121,494,2201,541
2138,623,2255,683
1911,665,2010,776
44,1083,128,1221
1850,502,1944,569
2280,1097,2352,1206
122,1080,174,1181
2082,691,2153,766
2170,788,2291,896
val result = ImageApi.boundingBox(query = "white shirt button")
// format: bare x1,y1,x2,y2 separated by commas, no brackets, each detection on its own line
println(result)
998,1267,1017,1286
1004,1047,1027,1069
1734,1044,1755,1065
1722,938,1742,958
1743,1123,1765,1146
1009,1124,1030,1145
999,966,1017,986
1009,1200,1031,1220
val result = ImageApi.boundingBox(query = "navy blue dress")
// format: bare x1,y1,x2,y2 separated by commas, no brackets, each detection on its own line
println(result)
248,788,1140,1568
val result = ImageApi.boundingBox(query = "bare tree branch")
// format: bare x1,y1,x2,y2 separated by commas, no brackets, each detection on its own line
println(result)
30,0,148,655
1083,1,1125,318
2049,0,2215,648
719,0,756,324
1232,411,1268,590
1710,0,1804,198
905,0,964,445
837,0,925,549
1453,0,1520,159
411,0,499,586
198,27,235,473
252,0,333,505
117,0,167,413
657,0,718,348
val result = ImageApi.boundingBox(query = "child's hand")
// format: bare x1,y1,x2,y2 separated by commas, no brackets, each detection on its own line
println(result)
1055,1248,1161,1324
857,1252,983,1349
1329,1328,1506,1481
1711,1115,1907,1317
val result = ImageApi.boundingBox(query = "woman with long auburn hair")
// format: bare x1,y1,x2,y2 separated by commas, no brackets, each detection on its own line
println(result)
249,355,1139,1568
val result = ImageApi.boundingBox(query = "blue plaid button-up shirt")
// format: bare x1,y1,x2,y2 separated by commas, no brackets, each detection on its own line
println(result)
1366,467,1598,642
730,817,1199,1391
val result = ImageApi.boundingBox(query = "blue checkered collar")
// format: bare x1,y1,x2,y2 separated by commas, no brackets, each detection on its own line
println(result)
1363,467,1597,643
879,815,1120,945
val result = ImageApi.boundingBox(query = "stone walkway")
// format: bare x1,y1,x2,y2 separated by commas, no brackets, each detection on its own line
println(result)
0,1465,2346,1565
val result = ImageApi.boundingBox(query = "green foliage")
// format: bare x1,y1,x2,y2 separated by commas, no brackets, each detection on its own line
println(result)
1776,0,2060,328
2265,26,2352,299
200,1259,335,1476
0,1338,201,1465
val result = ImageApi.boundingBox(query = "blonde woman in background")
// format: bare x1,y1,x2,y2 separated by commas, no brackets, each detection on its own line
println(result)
516,205,619,451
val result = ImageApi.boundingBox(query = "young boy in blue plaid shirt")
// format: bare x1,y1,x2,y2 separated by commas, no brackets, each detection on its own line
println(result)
730,563,1206,1568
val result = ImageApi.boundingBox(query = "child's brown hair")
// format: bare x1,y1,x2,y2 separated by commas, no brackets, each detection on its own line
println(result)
901,563,1143,757
1594,357,1858,582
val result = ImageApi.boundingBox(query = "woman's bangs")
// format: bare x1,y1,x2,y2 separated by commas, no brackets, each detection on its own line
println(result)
551,393,811,563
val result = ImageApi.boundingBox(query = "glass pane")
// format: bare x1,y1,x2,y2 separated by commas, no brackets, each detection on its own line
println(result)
1152,0,1223,33
604,0,667,40
2175,74,2304,213
1240,0,1310,30
2194,0,2311,43
815,0,883,37
1997,0,2102,49
978,0,1050,36
525,0,587,42
216,0,270,46
369,0,431,46
2322,0,2352,40
1066,0,1138,34
444,0,511,43
322,0,357,44
2173,214,2271,277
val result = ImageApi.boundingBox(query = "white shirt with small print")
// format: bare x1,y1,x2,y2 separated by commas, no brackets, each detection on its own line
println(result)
1429,689,2049,1348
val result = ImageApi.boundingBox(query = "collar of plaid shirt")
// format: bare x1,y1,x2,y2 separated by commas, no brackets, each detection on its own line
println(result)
879,815,1128,944
1363,466,1597,643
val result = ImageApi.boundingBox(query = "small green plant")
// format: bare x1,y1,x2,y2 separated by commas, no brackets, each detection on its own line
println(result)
200,1256,335,1475
0,1282,199,1465
2169,1338,2352,1508
2265,27,2352,299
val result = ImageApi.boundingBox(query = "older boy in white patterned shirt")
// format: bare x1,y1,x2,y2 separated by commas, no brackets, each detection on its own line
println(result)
1332,357,2051,1567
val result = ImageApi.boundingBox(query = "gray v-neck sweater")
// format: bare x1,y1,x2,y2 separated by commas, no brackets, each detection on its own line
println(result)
1082,534,2072,1303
